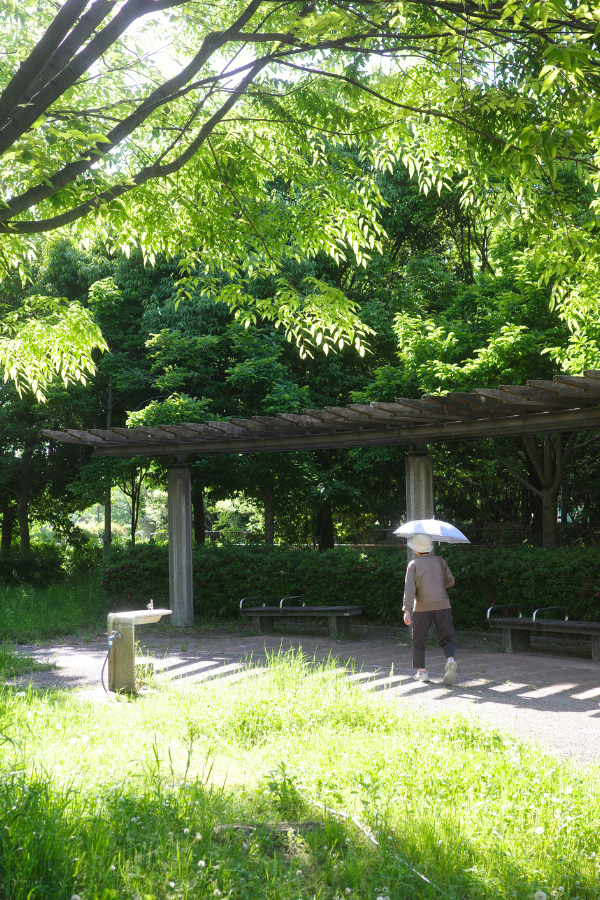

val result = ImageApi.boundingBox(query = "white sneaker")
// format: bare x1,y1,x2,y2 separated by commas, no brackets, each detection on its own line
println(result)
443,659,457,686
414,670,430,682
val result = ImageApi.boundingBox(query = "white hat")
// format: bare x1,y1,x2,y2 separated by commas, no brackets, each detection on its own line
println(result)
407,533,433,553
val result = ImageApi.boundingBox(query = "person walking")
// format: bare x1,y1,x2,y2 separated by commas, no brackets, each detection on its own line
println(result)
402,532,458,685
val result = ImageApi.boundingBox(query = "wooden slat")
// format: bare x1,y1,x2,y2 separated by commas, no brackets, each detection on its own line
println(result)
526,379,595,400
111,427,174,442
495,385,575,406
41,429,95,444
369,402,430,423
421,393,510,418
390,398,464,419
552,374,600,395
87,429,135,443
176,423,232,438
583,369,600,381
277,413,334,429
200,421,257,437
251,416,309,433
156,425,216,439
301,409,362,427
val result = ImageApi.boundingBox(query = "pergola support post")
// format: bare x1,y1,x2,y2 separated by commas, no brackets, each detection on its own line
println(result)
168,462,194,626
405,448,434,561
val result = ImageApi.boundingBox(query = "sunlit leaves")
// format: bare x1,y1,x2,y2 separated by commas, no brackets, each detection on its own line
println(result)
0,297,107,401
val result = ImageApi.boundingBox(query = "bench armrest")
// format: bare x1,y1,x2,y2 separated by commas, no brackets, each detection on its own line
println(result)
279,595,304,608
486,604,523,621
532,607,569,622
240,596,264,610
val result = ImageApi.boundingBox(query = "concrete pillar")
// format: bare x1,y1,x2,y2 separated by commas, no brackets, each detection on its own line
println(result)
405,448,434,561
168,463,194,626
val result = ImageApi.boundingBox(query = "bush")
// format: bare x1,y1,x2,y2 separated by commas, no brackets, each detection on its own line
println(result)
0,543,65,587
102,543,600,627
67,539,104,573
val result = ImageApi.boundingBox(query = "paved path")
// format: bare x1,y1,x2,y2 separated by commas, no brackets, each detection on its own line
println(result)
10,626,600,767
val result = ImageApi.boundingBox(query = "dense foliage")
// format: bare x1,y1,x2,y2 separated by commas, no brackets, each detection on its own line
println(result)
102,544,600,627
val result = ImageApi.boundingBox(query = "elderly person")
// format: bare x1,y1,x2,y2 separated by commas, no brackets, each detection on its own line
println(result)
402,533,458,685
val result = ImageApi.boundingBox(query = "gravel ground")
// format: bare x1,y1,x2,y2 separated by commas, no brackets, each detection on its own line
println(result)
7,623,600,767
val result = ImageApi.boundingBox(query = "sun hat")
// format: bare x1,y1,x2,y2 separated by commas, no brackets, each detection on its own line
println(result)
407,533,433,553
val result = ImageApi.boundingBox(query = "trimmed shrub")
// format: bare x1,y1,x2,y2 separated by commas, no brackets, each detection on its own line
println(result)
102,543,600,628
444,545,600,628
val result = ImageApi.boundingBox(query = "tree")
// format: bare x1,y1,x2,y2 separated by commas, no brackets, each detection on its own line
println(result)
4,0,600,351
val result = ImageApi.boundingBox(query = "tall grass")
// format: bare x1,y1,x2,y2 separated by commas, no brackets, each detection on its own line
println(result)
0,575,111,642
0,651,598,899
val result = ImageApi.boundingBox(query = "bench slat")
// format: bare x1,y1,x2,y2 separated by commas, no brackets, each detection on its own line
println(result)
241,605,362,638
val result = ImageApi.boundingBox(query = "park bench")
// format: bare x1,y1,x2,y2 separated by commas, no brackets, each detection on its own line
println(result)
486,605,600,661
239,595,362,638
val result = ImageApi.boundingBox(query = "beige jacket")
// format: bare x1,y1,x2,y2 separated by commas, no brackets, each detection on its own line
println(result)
402,554,455,613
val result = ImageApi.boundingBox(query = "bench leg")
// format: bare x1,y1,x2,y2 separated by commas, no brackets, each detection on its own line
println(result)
504,628,531,653
250,615,275,636
328,615,351,638
591,635,600,662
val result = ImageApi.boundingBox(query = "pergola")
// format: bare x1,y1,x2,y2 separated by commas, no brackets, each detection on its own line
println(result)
44,371,600,626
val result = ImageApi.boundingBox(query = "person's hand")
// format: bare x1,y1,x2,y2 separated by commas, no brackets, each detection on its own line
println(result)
403,611,411,626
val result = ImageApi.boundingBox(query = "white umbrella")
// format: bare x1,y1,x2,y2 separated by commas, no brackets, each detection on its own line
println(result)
393,518,470,544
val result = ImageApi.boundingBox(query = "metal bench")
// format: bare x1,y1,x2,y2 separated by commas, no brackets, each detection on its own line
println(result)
487,605,600,661
239,595,362,638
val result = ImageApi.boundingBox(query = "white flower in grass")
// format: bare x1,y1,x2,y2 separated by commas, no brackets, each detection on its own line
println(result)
198,860,206,868
183,827,190,834
344,890,352,895
168,882,175,889
534,826,544,835
195,833,202,841
71,895,82,900
213,890,222,898
557,888,565,893
533,892,547,900
296,870,303,877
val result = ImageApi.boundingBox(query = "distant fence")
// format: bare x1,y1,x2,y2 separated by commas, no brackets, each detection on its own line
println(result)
151,523,600,547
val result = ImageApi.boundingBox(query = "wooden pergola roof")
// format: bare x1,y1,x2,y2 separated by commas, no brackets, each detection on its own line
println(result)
43,372,600,458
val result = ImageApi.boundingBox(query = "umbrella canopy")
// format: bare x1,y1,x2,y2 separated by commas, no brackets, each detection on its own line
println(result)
393,518,470,544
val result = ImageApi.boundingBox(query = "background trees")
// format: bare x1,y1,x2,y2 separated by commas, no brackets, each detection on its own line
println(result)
4,0,600,550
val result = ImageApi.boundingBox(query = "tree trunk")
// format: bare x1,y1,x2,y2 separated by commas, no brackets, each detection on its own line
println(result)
541,490,557,549
499,432,578,550
17,488,30,553
192,484,205,544
263,484,275,545
103,378,113,557
17,453,31,553
316,501,335,552
1,503,16,556
103,476,112,558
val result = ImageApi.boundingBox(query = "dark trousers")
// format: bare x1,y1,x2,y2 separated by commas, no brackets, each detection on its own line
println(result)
411,607,455,669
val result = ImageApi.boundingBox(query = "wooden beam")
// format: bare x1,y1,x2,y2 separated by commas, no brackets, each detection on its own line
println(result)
89,405,600,457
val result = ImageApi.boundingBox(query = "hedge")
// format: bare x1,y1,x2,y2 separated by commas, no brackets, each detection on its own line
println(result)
102,543,600,628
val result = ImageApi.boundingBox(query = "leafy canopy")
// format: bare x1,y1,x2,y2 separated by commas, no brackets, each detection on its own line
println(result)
3,0,600,353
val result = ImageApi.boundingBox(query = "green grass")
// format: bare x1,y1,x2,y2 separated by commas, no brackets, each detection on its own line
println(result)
0,650,598,899
0,576,111,642
0,643,56,679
